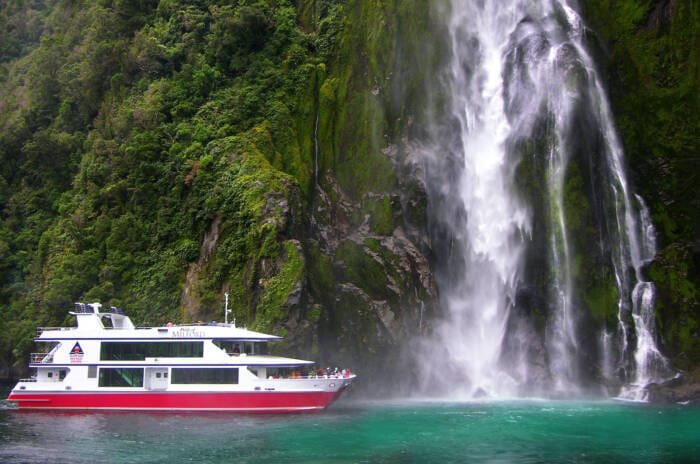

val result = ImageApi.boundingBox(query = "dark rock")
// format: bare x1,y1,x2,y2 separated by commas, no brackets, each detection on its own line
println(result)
645,367,700,404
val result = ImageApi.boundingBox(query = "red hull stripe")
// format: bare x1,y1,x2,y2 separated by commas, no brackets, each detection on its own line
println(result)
8,388,347,413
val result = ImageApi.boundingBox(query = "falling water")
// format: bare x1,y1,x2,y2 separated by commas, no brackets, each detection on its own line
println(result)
418,0,670,398
617,195,672,400
310,107,321,229
418,0,532,398
314,110,320,188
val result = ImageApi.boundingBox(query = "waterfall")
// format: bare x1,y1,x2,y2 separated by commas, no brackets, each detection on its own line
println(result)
617,195,672,400
314,110,320,189
310,104,321,229
417,0,670,398
417,0,531,398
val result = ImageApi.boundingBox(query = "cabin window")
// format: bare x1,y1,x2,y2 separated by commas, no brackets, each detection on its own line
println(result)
171,368,238,384
100,341,204,360
100,316,114,329
213,340,268,355
98,368,144,387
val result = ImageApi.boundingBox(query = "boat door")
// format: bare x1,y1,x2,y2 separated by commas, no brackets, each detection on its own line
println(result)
144,367,169,390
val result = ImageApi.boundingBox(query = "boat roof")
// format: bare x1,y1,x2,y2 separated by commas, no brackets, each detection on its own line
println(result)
36,302,283,342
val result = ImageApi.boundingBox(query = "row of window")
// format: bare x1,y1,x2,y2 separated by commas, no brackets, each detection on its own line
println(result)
97,367,239,387
100,342,204,360
99,340,269,360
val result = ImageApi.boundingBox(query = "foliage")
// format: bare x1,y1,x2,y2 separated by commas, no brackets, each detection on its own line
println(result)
0,0,321,375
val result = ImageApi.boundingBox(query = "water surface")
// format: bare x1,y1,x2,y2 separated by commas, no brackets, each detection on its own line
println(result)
1,396,698,463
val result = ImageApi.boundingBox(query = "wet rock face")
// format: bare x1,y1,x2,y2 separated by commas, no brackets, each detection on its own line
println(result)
305,159,438,379
645,368,700,404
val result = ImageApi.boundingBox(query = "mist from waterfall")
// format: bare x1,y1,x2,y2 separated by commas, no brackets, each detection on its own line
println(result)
416,0,670,398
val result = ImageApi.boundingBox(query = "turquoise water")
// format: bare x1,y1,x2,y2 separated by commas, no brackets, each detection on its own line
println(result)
1,397,699,463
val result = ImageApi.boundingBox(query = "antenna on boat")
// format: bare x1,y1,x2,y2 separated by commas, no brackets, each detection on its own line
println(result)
224,292,232,326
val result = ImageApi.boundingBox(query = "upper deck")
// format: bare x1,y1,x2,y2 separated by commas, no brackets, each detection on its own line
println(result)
36,302,283,342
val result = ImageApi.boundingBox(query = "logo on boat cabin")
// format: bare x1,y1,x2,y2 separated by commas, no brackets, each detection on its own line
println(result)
69,342,84,363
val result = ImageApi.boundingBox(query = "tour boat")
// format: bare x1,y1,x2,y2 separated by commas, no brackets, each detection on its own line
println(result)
7,302,355,412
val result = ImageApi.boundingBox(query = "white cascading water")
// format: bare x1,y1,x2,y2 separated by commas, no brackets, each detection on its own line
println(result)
616,194,672,400
419,0,670,398
418,1,531,398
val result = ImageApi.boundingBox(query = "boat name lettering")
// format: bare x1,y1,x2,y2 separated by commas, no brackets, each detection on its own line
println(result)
172,328,205,338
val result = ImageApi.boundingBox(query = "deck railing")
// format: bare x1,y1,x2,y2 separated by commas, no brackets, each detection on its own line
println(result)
268,371,354,380
36,327,72,336
29,352,54,364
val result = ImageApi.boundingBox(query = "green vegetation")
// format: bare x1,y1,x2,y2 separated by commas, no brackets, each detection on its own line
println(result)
0,0,331,375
